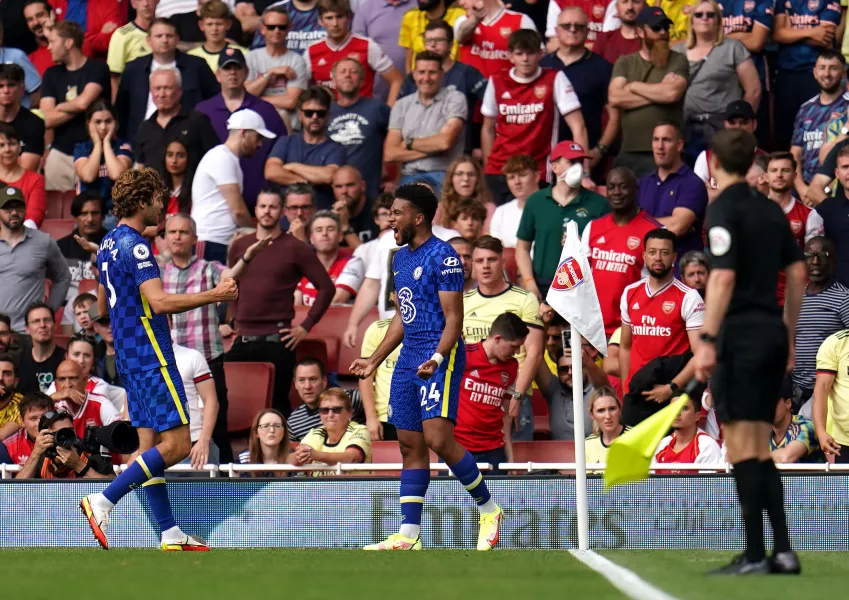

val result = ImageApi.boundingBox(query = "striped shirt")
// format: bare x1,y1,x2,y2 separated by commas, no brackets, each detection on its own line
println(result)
793,280,849,391
289,391,363,441
161,256,225,361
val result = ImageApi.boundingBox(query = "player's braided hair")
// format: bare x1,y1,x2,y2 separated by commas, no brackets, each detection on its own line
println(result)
112,168,165,220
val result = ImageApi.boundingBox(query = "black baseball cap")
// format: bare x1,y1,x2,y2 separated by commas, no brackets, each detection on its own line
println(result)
636,6,672,28
218,47,247,69
724,100,756,121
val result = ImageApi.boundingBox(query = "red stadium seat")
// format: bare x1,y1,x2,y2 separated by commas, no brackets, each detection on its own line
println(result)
226,362,275,433
502,247,517,284
78,279,98,295
512,441,575,464
530,388,551,439
296,305,379,375
371,440,403,464
596,185,607,196
54,334,70,350
43,278,51,301
338,247,353,259
41,219,75,241
44,191,66,220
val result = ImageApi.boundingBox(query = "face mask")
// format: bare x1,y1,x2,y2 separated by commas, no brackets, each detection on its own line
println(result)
557,163,584,188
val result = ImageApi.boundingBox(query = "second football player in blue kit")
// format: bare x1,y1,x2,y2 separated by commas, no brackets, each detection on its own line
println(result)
351,184,503,551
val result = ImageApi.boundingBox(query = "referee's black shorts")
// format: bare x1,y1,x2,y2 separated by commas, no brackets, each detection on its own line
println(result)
712,316,788,424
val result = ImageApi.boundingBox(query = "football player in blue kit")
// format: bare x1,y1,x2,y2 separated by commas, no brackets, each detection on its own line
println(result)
80,168,241,551
351,183,503,551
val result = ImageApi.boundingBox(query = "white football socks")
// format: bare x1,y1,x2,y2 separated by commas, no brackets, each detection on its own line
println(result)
399,524,420,540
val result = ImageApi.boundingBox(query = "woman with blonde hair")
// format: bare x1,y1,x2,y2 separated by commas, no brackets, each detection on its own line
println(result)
673,0,760,160
584,386,630,466
238,409,291,477
436,155,494,230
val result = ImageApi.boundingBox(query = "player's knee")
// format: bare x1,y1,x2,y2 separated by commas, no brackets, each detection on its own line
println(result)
422,430,453,458
158,428,192,465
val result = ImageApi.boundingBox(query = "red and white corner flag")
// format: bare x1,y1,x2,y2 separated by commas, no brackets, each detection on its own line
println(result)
545,220,607,357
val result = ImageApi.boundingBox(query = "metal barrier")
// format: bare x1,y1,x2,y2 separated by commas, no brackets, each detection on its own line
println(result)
2,461,845,479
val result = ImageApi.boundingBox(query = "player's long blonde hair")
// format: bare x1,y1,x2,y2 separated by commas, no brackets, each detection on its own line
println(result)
247,409,290,472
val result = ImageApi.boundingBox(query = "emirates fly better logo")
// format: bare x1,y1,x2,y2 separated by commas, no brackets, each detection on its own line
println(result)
551,257,585,291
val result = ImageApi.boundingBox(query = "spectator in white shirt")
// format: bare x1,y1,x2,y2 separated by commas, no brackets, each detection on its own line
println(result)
353,192,393,273
191,108,277,263
173,343,220,469
489,154,540,248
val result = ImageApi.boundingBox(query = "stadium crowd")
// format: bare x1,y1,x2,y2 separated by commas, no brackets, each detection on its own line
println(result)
0,0,847,477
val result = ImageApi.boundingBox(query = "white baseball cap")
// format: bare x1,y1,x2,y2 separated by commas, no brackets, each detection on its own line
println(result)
226,109,277,139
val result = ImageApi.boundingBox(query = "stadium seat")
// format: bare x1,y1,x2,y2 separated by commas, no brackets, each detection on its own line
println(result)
54,334,70,349
531,389,551,439
512,441,575,464
296,305,379,376
338,247,353,259
596,186,607,196
370,441,439,475
44,191,65,220
41,219,75,241
226,362,275,433
502,247,517,284
78,279,98,295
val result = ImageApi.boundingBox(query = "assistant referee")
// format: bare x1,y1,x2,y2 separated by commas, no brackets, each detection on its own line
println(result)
693,129,805,576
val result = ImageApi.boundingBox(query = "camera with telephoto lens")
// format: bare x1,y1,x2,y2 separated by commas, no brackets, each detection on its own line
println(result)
39,410,140,460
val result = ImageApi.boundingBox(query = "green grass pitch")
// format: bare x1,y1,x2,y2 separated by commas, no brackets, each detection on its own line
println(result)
2,549,848,600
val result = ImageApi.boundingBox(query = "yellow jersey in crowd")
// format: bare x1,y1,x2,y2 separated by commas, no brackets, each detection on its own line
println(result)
301,422,372,477
361,319,401,422
107,22,152,74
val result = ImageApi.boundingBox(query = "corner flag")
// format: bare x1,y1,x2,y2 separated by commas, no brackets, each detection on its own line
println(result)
603,380,701,489
545,220,607,357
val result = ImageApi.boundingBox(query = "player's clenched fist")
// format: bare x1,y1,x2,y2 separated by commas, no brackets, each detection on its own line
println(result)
350,358,375,379
215,278,239,301
416,360,438,380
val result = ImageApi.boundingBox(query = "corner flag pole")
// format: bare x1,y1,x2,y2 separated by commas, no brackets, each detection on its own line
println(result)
571,325,589,550
545,220,608,552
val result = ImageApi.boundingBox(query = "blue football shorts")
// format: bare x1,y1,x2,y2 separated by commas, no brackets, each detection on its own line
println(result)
123,363,190,433
388,343,466,432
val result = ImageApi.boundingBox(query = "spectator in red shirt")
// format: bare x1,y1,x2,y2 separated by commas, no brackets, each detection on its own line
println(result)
0,126,45,228
582,166,660,336
50,0,126,60
593,0,644,65
24,0,55,76
2,392,54,465
619,228,704,390
295,209,365,306
454,312,528,474
654,389,722,472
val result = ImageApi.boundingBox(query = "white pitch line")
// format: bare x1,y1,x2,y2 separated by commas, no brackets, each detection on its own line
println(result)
569,549,682,600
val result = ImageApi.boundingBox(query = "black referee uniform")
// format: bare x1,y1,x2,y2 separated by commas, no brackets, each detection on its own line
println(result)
706,184,802,420
705,181,803,574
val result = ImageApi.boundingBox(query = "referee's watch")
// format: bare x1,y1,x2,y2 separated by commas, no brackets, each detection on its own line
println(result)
699,332,718,345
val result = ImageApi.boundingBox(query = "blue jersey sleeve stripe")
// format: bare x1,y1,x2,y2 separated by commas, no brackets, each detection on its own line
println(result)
440,342,459,419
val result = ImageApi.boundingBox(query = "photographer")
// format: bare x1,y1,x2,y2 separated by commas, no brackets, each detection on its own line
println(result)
15,410,113,479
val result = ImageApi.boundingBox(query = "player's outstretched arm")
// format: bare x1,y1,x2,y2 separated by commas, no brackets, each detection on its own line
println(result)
139,277,238,315
417,290,464,379
350,312,404,379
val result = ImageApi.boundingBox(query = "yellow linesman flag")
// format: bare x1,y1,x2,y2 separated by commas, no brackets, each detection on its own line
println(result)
604,396,688,490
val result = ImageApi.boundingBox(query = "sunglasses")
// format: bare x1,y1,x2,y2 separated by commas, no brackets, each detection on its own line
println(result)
301,109,327,119
805,251,830,261
558,23,587,31
319,406,345,415
557,366,572,374
693,11,716,18
264,23,289,30
649,24,669,32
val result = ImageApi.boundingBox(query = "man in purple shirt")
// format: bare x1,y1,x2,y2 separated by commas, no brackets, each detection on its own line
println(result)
352,0,414,99
637,121,708,257
195,48,288,210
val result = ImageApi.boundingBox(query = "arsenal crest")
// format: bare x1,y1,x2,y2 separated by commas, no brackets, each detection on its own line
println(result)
627,236,640,250
551,257,585,291
790,220,803,233
534,85,547,99
499,27,512,38
662,301,676,314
